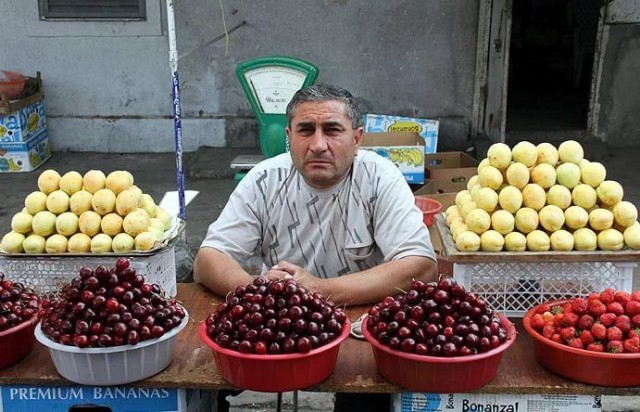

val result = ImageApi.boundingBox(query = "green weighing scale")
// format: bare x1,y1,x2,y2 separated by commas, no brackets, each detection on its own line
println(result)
232,56,319,182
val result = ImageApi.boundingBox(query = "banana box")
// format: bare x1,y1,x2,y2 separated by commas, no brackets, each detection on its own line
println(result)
363,113,438,154
0,130,51,173
0,99,46,142
361,132,425,184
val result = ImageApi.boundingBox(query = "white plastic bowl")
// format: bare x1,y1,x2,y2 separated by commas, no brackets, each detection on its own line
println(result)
35,308,189,386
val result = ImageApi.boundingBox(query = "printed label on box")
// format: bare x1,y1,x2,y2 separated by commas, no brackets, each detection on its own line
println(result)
362,145,425,184
363,114,438,154
0,130,50,173
392,393,602,412
0,385,181,411
0,100,46,142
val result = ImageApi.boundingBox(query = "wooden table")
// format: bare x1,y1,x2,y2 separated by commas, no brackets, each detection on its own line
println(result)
1,283,639,395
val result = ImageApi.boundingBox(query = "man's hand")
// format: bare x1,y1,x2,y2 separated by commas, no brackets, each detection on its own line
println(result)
264,261,323,292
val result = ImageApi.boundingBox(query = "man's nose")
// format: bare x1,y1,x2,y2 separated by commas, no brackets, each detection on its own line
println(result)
309,130,328,152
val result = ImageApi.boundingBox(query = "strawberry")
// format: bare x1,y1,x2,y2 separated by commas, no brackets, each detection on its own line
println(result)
561,312,579,327
578,314,595,330
587,292,600,301
632,314,640,327
542,311,554,323
560,326,577,343
551,305,564,315
599,312,617,327
588,299,607,317
587,342,605,352
568,338,584,349
551,333,563,344
614,315,632,333
578,330,595,346
537,303,552,314
623,336,640,353
553,313,564,327
591,323,607,341
542,323,555,339
607,326,623,341
607,301,625,316
599,288,616,305
615,290,630,306
631,291,640,302
562,302,573,314
629,328,640,339
607,340,624,353
571,297,588,315
625,300,640,317
531,313,546,330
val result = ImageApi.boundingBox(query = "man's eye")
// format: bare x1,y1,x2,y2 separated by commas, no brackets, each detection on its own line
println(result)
297,128,313,135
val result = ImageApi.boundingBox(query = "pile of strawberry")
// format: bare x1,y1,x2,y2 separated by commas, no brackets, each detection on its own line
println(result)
529,288,640,353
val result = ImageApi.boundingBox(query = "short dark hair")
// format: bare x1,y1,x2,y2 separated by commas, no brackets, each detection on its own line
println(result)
286,84,362,128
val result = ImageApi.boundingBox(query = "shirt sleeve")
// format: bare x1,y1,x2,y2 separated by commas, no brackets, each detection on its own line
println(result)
371,162,437,263
200,169,264,263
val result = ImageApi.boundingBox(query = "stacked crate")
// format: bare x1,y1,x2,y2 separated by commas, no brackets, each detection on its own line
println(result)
0,73,50,173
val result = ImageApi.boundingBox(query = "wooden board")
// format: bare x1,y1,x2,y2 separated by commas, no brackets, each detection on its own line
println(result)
1,283,639,395
436,214,640,263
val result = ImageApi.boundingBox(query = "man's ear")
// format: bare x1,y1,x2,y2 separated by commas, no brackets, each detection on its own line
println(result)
354,127,364,153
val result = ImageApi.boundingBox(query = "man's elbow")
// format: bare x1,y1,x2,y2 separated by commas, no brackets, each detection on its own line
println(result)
192,249,208,285
413,256,438,283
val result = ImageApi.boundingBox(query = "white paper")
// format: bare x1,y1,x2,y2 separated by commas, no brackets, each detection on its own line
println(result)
158,190,199,218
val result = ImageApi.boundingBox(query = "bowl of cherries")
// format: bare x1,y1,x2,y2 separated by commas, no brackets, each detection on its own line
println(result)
35,258,188,386
0,274,40,369
201,277,350,392
362,277,516,393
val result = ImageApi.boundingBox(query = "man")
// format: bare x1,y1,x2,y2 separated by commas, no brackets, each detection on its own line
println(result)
194,84,437,411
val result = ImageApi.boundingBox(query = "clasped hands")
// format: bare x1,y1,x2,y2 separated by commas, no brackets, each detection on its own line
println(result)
264,260,323,292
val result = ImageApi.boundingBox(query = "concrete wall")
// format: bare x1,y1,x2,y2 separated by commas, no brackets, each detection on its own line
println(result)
1,0,478,153
596,23,640,145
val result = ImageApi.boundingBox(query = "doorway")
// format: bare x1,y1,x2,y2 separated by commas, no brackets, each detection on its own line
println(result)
506,0,602,133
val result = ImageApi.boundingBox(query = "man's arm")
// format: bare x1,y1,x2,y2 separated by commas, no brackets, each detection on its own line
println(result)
193,247,255,297
268,256,437,306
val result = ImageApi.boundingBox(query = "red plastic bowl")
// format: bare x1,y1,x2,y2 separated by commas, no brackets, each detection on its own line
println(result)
362,314,516,392
200,320,350,392
0,71,27,100
0,316,38,369
523,300,640,387
414,196,443,227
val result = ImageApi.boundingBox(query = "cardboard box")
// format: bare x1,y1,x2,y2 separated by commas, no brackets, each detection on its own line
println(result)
424,152,478,192
392,393,602,412
0,130,51,173
363,113,439,154
0,98,46,143
362,132,425,184
414,180,464,199
0,385,215,412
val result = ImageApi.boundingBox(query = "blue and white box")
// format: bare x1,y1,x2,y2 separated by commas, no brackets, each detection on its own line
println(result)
0,130,51,173
0,385,214,412
0,99,47,143
363,114,439,154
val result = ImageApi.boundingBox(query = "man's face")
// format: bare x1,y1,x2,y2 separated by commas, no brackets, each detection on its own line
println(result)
286,100,363,190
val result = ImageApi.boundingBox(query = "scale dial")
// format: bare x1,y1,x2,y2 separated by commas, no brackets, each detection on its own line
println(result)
243,66,307,114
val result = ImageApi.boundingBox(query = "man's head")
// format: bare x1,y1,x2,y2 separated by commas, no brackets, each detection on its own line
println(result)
285,84,364,190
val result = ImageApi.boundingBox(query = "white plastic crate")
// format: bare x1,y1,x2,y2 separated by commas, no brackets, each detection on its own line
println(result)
454,261,636,317
0,246,177,297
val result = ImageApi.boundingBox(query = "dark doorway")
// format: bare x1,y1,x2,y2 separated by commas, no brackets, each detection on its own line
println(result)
506,0,602,132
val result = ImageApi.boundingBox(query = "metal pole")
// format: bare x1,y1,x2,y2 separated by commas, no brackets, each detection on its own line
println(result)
166,0,186,220
276,392,283,412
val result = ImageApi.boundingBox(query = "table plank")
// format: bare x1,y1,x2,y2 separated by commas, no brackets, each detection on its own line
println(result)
1,283,639,395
